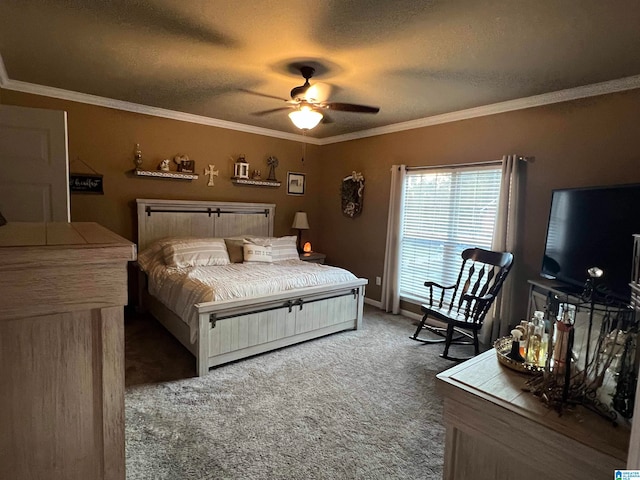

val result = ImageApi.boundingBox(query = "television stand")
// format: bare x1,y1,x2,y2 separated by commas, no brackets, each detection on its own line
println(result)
527,278,609,377
550,282,585,297
526,278,585,320
528,278,632,319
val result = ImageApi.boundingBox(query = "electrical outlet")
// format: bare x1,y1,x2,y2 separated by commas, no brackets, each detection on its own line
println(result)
375,276,382,286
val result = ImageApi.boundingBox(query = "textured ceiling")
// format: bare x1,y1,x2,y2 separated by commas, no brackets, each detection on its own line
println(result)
1,0,640,139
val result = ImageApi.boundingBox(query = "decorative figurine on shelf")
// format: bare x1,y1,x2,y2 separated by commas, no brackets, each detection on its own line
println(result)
173,154,194,173
252,169,262,180
267,156,279,181
159,159,170,171
134,143,143,169
205,164,219,186
233,154,249,179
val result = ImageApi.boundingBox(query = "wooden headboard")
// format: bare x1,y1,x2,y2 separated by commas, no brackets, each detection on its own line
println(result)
136,199,275,251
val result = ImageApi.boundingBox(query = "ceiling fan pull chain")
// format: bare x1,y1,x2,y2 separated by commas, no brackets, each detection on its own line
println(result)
301,135,307,163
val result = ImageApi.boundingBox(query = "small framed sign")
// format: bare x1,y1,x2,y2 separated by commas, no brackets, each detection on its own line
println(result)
69,173,104,194
178,160,195,173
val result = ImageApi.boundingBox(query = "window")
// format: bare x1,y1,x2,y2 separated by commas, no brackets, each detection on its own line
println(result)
399,165,502,303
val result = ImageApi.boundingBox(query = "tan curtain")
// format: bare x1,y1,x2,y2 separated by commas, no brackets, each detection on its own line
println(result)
381,165,406,314
482,154,522,343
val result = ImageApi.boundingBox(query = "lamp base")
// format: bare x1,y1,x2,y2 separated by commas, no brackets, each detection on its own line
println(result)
296,229,303,254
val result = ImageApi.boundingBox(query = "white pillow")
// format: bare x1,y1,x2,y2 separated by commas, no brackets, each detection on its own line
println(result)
161,238,231,267
243,242,273,263
246,235,298,262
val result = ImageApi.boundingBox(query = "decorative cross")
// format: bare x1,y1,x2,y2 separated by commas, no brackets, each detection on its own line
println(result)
204,164,219,186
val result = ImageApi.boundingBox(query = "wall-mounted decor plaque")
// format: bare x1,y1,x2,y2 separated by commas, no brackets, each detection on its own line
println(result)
69,173,104,194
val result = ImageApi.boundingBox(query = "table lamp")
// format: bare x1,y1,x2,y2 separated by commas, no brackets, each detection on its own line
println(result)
291,211,309,253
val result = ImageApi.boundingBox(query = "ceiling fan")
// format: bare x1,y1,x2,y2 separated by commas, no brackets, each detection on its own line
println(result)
247,66,380,130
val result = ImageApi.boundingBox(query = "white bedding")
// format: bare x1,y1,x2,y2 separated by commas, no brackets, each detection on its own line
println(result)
143,259,358,342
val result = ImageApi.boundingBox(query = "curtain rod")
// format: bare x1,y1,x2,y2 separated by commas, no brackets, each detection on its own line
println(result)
404,155,533,172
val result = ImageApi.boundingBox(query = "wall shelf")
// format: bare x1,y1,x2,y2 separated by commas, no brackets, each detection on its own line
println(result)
232,178,281,188
133,169,198,180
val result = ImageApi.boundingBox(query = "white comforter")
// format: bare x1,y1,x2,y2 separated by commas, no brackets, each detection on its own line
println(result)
144,259,358,342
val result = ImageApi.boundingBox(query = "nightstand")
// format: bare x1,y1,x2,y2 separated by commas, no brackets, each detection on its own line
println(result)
299,252,326,264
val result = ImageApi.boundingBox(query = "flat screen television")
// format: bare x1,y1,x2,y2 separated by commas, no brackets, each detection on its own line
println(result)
541,183,640,303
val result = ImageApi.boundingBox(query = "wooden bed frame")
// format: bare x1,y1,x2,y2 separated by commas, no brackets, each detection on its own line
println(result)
136,198,367,376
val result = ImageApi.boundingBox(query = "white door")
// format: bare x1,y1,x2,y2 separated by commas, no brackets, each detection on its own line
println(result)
0,105,70,222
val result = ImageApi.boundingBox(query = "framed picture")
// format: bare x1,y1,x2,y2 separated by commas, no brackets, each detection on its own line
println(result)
287,172,306,195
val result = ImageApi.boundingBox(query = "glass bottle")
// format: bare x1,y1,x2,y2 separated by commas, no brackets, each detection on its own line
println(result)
517,321,528,358
526,323,541,365
507,329,525,362
538,330,549,367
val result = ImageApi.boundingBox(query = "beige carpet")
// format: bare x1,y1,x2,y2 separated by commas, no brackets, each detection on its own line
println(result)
125,305,459,479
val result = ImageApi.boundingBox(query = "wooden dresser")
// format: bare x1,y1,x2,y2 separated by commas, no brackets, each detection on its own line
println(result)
437,350,629,480
0,222,136,480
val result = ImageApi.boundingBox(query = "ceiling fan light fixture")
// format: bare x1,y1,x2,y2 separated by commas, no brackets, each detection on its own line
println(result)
289,106,323,130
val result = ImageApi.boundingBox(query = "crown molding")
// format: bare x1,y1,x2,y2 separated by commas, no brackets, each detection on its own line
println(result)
2,79,323,145
320,75,640,144
1,53,639,146
0,54,321,145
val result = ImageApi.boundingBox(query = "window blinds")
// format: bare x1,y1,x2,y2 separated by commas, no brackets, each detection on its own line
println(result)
399,165,502,303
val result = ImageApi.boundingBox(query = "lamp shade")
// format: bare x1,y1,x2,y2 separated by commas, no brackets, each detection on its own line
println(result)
292,211,310,230
288,107,323,130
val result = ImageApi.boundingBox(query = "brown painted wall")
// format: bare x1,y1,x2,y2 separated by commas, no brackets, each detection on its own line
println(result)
317,89,640,321
0,89,322,244
3,87,640,322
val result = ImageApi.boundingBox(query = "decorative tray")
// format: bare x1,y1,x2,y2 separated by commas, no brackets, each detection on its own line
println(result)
494,336,544,375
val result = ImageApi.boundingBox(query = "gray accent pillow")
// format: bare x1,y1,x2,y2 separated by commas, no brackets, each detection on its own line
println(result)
224,238,245,263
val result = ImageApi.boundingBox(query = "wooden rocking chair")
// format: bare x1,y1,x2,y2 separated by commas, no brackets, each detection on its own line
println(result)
410,247,513,361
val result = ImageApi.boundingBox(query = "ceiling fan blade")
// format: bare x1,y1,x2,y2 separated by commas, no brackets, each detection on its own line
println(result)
325,102,380,114
252,107,292,116
305,82,332,103
239,88,288,102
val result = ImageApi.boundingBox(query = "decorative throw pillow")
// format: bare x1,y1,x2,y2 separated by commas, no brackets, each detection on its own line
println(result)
224,238,245,263
243,241,273,263
246,236,298,262
162,238,231,267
